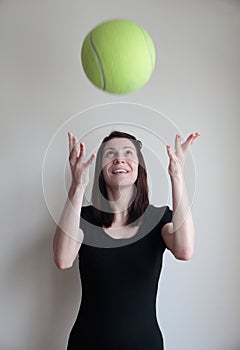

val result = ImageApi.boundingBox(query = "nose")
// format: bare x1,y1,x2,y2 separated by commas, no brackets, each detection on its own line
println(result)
113,157,126,164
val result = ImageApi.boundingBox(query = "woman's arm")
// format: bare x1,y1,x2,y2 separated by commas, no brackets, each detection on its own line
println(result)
53,184,84,269
53,132,95,270
161,132,200,260
162,175,194,260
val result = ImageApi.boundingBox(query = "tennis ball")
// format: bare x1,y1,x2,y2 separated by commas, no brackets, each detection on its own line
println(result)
81,19,156,94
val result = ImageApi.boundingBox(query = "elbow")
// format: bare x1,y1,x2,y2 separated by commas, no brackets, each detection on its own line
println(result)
174,248,194,261
54,256,73,270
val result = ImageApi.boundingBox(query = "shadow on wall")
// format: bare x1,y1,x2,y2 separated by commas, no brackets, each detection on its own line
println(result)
3,222,82,350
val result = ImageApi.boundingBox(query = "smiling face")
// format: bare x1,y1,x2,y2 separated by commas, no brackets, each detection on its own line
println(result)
101,137,139,189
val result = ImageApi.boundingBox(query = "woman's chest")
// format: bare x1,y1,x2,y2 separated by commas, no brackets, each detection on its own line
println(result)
102,225,140,239
79,231,164,278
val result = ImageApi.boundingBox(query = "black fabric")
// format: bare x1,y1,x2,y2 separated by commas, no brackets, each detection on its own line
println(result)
67,204,172,350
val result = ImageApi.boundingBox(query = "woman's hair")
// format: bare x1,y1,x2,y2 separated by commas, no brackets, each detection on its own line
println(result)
91,131,149,227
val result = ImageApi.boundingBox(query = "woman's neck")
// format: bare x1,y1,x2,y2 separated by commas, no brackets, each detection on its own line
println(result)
106,185,135,225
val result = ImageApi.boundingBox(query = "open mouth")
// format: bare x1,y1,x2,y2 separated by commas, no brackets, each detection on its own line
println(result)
112,169,129,174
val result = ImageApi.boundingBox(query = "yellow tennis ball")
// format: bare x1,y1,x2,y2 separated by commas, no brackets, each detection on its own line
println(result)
81,19,156,94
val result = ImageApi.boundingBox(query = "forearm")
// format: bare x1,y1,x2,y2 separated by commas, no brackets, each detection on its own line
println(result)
170,174,195,258
57,184,85,239
53,184,85,268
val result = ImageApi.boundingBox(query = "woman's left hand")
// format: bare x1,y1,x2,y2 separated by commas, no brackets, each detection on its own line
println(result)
167,132,200,178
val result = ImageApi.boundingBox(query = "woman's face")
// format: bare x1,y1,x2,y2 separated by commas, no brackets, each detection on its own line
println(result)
101,138,139,189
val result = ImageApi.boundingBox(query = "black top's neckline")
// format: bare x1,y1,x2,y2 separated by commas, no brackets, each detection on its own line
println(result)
80,204,172,249
101,223,142,241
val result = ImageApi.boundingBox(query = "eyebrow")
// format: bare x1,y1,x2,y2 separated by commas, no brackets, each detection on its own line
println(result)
104,146,135,152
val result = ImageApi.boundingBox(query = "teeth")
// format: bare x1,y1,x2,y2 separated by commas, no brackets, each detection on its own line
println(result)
113,169,128,174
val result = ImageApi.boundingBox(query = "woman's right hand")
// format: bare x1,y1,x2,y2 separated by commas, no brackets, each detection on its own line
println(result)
68,132,96,189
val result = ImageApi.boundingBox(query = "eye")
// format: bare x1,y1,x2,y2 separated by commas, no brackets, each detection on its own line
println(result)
125,149,134,157
105,150,115,158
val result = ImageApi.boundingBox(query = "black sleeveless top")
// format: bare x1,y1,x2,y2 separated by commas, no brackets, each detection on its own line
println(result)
67,204,172,350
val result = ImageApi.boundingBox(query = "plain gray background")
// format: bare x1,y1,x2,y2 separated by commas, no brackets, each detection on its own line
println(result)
1,0,240,349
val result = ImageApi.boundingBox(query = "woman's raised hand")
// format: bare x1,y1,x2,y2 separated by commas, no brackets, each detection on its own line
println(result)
167,132,200,178
68,132,96,189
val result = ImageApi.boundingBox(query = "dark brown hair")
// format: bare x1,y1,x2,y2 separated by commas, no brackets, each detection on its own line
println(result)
91,131,149,227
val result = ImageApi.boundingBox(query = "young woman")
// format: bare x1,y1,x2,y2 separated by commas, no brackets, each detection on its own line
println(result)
53,130,200,350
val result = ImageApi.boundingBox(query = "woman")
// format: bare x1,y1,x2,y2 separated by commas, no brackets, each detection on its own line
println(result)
53,130,200,349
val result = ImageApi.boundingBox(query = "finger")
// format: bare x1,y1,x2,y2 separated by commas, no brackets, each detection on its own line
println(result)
76,142,86,165
189,132,201,144
85,153,96,167
68,132,73,153
193,131,201,139
70,136,79,163
187,133,194,142
69,133,77,154
166,145,173,158
183,133,196,147
189,133,195,145
175,134,181,153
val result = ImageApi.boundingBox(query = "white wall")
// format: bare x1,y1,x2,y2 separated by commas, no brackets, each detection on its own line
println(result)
1,0,240,349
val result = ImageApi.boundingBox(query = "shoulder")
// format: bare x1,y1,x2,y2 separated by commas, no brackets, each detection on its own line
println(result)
80,205,93,217
141,204,172,234
80,205,102,226
146,205,173,251
147,204,172,223
148,205,173,235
